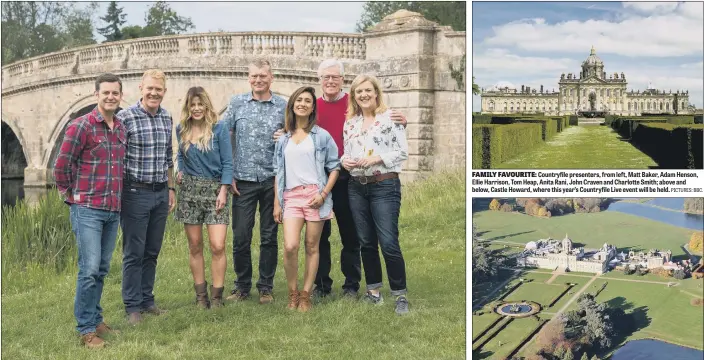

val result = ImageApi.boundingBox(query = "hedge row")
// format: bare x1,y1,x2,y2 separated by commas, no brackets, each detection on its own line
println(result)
607,115,695,127
629,123,704,169
515,118,559,141
472,123,542,168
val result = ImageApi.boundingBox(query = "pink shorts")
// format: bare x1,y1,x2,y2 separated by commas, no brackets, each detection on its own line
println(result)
283,185,334,221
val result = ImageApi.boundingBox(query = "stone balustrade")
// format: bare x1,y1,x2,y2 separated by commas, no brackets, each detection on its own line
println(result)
1,32,367,89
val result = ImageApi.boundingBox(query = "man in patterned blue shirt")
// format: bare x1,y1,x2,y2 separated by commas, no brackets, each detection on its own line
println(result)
222,58,285,304
118,69,176,325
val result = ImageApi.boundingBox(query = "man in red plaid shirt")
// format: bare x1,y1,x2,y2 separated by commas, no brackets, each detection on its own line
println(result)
54,73,126,349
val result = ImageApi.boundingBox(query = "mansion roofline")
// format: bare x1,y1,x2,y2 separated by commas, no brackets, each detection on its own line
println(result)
480,46,693,116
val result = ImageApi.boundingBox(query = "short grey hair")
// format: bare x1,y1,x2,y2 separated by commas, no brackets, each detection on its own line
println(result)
317,59,344,77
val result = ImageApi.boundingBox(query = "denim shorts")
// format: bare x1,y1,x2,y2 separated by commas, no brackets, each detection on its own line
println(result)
174,174,230,225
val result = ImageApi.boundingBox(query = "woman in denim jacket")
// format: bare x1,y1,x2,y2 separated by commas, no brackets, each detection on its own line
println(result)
174,86,234,309
273,86,340,312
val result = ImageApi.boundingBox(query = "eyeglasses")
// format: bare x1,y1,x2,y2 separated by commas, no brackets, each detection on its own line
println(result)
321,75,342,81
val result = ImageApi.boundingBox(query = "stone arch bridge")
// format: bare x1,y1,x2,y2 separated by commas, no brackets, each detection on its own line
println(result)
1,10,465,200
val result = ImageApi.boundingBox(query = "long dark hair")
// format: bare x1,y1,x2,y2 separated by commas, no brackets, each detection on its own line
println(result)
284,86,317,133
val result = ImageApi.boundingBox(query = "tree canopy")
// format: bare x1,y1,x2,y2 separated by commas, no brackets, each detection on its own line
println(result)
356,1,466,32
97,1,127,42
1,1,98,64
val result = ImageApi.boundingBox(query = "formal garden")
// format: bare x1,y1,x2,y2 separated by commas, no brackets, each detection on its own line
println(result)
471,113,703,169
472,203,704,360
1,172,466,359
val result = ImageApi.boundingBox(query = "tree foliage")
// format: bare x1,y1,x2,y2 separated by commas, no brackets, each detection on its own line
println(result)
1,1,97,64
688,231,703,254
97,1,126,42
355,1,466,32
673,268,686,280
489,199,501,211
473,76,480,96
472,224,504,285
684,198,704,215
144,1,194,36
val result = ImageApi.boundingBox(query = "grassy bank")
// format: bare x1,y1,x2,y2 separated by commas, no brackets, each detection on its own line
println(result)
1,172,466,359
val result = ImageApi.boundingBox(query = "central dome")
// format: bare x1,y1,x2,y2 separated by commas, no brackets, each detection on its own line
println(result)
583,45,603,66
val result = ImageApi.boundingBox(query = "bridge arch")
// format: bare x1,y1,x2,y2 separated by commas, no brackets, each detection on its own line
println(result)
1,117,29,177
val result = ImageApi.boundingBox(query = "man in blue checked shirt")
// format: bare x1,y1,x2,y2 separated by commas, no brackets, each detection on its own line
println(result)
118,69,176,325
221,58,285,305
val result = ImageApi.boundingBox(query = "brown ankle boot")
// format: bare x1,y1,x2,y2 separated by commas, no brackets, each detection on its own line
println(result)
210,285,224,308
298,290,312,312
80,332,105,349
194,282,210,309
287,290,299,310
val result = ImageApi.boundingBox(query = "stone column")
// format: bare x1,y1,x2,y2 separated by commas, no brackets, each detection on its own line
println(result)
360,10,466,182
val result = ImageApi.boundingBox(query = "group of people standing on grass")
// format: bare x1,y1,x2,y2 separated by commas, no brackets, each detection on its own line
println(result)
54,58,410,349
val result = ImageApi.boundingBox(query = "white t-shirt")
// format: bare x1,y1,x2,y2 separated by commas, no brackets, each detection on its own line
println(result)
284,135,318,190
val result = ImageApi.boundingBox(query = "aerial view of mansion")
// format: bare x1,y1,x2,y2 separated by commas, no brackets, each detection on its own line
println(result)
517,235,679,274
480,46,693,116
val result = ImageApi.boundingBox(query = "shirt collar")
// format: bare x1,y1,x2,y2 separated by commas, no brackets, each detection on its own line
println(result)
136,98,163,116
91,106,123,129
283,125,319,138
321,91,346,103
246,91,277,103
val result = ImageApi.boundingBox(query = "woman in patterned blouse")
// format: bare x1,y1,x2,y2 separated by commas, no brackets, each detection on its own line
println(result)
341,75,410,315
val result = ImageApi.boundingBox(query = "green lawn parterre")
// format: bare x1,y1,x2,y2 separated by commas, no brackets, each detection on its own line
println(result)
1,172,466,360
473,209,704,356
495,125,658,169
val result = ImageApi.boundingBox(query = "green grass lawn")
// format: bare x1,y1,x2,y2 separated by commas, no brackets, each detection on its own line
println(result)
471,312,500,338
1,172,466,360
473,210,695,257
494,125,658,169
481,316,540,359
592,278,704,349
503,274,560,307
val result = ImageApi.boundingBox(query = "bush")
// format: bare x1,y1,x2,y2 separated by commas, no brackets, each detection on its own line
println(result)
569,115,578,126
500,203,515,212
673,269,687,280
650,267,673,278
472,123,543,168
689,232,703,254
691,298,703,306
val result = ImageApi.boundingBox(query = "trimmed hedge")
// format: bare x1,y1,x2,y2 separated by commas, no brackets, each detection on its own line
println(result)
472,114,492,124
515,118,558,141
695,114,703,124
472,123,543,168
630,123,704,169
667,115,695,125
568,115,578,126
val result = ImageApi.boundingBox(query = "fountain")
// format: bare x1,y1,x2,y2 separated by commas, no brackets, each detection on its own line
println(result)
494,301,541,318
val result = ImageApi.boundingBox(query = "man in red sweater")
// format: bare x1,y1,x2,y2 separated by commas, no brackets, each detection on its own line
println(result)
313,59,407,299
273,60,407,298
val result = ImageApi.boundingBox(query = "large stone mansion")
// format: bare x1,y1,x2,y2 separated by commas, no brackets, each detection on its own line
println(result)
480,46,693,116
517,235,673,274
517,235,616,274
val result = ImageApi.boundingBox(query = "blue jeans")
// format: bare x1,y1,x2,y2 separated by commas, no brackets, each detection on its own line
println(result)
348,177,407,296
121,185,169,314
70,204,120,335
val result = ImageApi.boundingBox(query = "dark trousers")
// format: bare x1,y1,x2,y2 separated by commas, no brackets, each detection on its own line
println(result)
231,177,278,293
348,177,407,296
121,186,169,314
315,169,362,293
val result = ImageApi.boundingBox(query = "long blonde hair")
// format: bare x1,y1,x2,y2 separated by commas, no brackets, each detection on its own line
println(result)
179,87,218,153
345,75,388,120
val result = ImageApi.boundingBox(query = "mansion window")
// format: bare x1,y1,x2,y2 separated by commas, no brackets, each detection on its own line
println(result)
660,103,663,110
682,101,685,109
666,103,670,110
600,89,604,97
489,101,495,111
628,103,632,110
607,89,610,97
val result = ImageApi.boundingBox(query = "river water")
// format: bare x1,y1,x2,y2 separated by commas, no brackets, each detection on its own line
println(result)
1,179,24,207
606,199,704,230
611,339,703,360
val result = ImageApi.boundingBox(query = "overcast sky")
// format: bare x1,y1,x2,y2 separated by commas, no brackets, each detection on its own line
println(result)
472,1,704,110
90,1,366,38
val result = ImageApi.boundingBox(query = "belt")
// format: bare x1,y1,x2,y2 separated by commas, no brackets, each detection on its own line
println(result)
125,181,168,191
351,172,398,185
